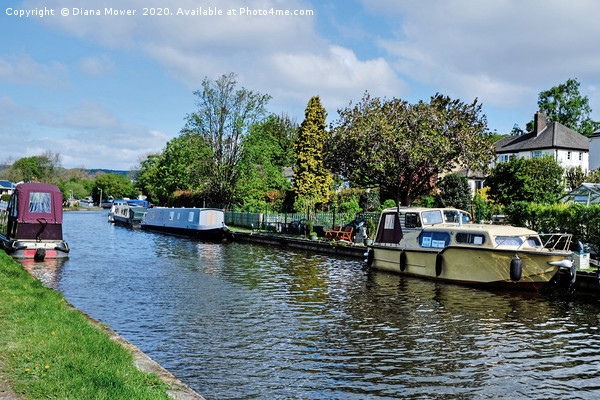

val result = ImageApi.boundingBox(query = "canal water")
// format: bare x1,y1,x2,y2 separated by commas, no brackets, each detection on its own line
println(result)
30,210,600,399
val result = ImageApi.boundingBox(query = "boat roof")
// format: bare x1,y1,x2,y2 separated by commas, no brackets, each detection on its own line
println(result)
424,223,538,236
13,182,63,224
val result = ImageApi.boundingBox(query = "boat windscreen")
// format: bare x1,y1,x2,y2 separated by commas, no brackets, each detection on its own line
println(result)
29,192,52,213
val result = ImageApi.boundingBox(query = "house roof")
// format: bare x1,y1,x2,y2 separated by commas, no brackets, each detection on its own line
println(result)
495,122,589,153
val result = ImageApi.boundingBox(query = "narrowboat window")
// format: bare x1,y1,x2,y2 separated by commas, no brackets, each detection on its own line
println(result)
495,236,524,246
405,213,421,228
419,231,451,248
526,236,542,248
422,210,443,225
188,212,195,222
456,232,486,245
169,211,175,221
383,214,395,229
29,192,51,213
177,213,181,220
151,211,155,219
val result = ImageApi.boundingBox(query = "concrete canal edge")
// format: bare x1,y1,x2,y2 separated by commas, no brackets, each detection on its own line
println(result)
230,231,366,259
70,305,206,400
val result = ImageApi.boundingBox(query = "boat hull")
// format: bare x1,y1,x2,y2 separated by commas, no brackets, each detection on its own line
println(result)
141,207,229,241
0,235,70,260
370,245,564,290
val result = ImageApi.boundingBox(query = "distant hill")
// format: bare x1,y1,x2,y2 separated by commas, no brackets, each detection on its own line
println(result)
85,169,131,177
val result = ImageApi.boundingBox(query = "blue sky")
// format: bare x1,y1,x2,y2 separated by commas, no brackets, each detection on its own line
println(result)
2,0,600,170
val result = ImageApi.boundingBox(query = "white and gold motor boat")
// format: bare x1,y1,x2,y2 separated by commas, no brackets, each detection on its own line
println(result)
366,207,574,290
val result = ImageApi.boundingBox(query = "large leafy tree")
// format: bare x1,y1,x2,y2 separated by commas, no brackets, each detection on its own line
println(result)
486,156,564,205
528,78,600,136
3,151,61,183
93,173,138,202
327,92,494,206
236,114,298,207
182,72,271,205
294,96,332,209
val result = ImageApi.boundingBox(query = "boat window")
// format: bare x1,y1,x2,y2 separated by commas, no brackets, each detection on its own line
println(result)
29,192,51,213
444,210,459,223
188,212,195,222
169,211,175,221
495,236,524,247
151,211,155,219
456,232,486,245
526,236,542,248
422,210,443,225
419,231,451,249
405,213,421,228
383,213,395,229
177,213,181,220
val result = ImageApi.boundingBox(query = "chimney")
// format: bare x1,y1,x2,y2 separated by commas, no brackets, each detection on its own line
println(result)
534,111,547,136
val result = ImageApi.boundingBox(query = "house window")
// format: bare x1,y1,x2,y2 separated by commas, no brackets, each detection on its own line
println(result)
531,151,542,158
579,152,583,161
567,151,571,160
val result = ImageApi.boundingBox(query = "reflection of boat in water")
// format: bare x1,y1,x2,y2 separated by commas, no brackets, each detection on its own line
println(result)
108,199,148,227
141,207,229,241
366,207,573,291
0,183,70,260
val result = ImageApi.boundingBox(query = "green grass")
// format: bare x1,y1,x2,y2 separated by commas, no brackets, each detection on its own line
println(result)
0,251,171,399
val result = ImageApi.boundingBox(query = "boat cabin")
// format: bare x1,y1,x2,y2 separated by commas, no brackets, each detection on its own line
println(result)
5,182,64,241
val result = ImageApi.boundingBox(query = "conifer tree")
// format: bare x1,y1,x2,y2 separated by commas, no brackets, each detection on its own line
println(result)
293,96,332,212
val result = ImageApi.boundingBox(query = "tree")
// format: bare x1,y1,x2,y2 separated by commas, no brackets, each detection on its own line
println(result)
93,173,137,202
327,92,494,206
486,156,564,205
294,96,332,210
5,152,61,183
528,78,600,136
182,72,271,205
565,166,586,191
236,114,298,208
436,173,471,210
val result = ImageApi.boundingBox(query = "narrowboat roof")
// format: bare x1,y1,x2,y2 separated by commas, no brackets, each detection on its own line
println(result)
14,182,63,224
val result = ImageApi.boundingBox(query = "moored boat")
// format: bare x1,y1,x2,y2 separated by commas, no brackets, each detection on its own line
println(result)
141,207,229,240
0,182,70,260
366,207,573,290
108,199,148,227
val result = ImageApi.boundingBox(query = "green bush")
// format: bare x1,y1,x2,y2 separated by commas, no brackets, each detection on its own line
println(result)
381,199,397,209
504,202,600,247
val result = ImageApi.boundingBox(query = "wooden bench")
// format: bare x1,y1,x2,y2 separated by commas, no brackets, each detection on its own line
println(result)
325,225,343,239
325,226,353,241
338,226,353,241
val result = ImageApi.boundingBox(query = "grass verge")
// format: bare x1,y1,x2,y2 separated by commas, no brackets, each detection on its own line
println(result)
0,251,171,399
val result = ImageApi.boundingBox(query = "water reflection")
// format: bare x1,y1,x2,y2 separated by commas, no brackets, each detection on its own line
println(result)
57,211,600,399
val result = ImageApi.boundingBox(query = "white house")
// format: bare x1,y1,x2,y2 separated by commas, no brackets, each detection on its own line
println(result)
588,132,600,170
494,112,589,172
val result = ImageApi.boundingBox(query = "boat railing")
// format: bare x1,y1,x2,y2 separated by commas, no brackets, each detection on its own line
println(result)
539,233,573,251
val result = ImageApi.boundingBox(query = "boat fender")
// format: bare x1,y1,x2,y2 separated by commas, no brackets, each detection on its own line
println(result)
569,263,577,285
365,249,374,267
435,253,443,277
400,250,407,272
34,248,46,262
510,255,522,282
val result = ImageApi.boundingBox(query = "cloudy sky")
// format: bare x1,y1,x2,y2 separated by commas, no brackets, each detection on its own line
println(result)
2,0,600,170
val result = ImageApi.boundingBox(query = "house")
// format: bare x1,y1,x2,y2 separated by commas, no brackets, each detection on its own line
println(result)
588,131,600,170
494,112,589,172
0,180,16,197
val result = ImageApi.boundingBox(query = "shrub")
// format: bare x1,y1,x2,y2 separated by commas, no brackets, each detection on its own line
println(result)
381,199,397,209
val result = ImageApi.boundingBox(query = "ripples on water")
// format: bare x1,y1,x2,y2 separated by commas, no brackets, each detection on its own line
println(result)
43,211,600,399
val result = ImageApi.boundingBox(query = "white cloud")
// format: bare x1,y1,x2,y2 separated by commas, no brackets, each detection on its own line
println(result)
0,54,68,89
366,0,600,111
0,96,169,170
78,55,115,76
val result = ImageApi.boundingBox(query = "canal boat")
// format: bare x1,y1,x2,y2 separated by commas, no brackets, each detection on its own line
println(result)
141,207,229,240
0,182,70,260
108,199,148,227
366,207,574,290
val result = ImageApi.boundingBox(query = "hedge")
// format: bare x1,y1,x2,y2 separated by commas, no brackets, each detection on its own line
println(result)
504,202,600,247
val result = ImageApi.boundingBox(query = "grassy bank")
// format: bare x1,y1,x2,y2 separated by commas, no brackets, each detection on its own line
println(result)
0,251,171,399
